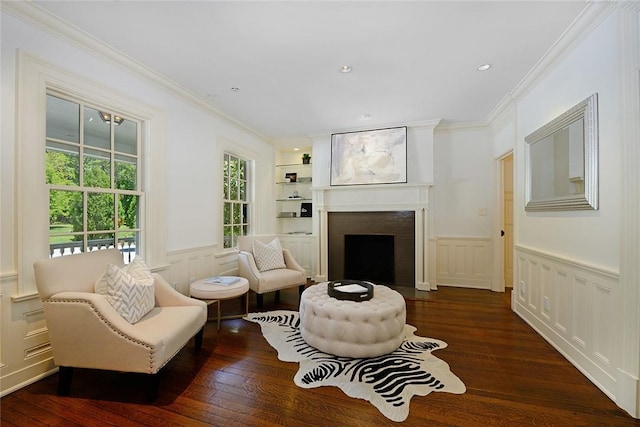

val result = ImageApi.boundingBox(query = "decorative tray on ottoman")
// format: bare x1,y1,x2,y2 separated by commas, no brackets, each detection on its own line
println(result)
327,280,374,302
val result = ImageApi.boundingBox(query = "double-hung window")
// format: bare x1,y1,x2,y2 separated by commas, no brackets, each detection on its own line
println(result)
223,152,250,248
45,92,142,261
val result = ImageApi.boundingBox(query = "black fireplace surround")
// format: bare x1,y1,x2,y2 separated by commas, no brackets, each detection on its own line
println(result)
328,211,415,287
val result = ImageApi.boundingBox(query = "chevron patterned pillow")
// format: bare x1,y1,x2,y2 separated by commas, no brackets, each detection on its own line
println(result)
95,257,154,295
253,237,286,272
105,263,155,324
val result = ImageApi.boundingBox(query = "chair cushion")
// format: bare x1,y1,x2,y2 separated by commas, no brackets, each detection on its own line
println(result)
104,263,155,324
253,237,286,272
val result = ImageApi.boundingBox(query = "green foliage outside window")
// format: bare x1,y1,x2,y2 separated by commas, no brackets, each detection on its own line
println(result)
223,153,249,248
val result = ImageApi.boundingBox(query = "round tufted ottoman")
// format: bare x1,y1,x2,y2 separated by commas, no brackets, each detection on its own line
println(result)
299,282,406,358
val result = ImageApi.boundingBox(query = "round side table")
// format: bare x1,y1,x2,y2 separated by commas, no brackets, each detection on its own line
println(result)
189,276,249,330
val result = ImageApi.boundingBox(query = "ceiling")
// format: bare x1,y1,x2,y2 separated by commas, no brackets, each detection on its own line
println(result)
32,1,588,141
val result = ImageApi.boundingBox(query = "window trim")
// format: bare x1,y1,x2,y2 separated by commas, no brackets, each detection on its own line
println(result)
45,91,144,258
16,52,166,296
218,138,257,251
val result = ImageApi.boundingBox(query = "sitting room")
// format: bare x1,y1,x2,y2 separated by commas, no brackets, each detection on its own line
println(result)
1,1,640,425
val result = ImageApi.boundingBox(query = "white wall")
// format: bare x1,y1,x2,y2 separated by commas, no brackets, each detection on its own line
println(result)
515,12,620,270
433,126,493,238
508,7,639,417
1,7,274,395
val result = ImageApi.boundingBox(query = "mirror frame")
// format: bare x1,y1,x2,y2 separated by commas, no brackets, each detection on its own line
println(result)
525,93,599,211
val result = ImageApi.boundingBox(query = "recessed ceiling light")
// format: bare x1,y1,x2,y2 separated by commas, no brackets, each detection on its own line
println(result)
339,65,352,73
231,87,240,92
293,148,300,151
477,64,492,71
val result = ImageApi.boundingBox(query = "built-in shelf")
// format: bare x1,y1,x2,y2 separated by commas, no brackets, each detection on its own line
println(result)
275,149,315,277
276,161,312,234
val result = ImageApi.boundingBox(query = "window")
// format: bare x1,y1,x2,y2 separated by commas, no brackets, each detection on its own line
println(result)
223,152,250,248
45,92,142,261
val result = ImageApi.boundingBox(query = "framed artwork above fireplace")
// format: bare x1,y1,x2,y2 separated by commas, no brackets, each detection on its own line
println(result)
330,126,407,186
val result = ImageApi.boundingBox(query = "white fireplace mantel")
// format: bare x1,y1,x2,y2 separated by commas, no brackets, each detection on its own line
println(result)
312,183,435,290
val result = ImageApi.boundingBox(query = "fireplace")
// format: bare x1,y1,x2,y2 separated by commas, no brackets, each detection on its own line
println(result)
328,211,415,287
314,183,433,290
344,234,395,284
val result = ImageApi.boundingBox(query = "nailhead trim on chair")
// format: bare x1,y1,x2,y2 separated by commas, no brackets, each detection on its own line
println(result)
46,298,156,372
46,298,199,373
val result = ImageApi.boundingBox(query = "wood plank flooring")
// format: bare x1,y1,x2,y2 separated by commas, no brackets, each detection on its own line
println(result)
2,286,639,426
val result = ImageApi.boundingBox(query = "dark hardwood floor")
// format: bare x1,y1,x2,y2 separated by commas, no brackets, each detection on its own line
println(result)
2,285,639,426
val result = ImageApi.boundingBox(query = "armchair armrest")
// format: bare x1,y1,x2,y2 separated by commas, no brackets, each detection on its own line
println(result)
283,249,306,276
42,290,203,374
238,250,262,288
46,291,155,345
153,273,206,309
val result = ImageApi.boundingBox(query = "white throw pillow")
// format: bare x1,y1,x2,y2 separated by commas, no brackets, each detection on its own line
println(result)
104,263,155,324
253,238,286,272
95,257,153,294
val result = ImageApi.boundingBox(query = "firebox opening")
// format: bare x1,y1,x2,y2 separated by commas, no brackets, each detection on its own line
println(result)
344,234,394,285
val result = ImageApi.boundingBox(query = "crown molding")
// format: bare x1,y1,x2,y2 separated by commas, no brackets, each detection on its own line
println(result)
485,1,616,127
509,1,616,104
435,120,487,131
1,1,269,142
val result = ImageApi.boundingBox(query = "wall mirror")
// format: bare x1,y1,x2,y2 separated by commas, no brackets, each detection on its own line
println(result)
525,93,598,211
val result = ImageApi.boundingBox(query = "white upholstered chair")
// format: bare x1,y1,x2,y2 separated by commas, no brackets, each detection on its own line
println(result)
237,235,306,307
33,248,207,401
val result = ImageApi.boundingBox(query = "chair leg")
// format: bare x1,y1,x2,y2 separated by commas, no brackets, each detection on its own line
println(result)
194,326,204,350
146,373,159,402
257,293,264,308
275,290,281,302
299,284,305,298
57,366,73,396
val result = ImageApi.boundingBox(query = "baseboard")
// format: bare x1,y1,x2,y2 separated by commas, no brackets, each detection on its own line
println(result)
1,359,57,397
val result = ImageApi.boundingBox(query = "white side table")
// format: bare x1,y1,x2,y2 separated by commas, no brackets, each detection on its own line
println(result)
189,276,249,330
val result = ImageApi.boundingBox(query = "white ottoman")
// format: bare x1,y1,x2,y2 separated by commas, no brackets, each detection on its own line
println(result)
299,282,406,358
190,277,249,330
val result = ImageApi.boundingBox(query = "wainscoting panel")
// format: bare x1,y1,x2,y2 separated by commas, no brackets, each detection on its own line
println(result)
165,244,236,295
436,237,492,289
514,246,619,401
278,235,316,278
1,273,57,397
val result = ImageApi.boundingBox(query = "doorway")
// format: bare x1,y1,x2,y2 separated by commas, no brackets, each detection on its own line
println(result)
502,153,514,288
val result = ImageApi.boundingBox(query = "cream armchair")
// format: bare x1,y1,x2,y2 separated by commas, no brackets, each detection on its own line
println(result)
33,248,207,401
237,235,306,307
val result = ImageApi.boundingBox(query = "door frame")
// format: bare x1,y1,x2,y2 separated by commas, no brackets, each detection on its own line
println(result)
492,150,514,293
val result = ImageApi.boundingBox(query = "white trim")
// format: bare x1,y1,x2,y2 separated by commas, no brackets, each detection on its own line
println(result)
436,236,493,290
514,245,622,410
516,244,618,280
487,2,615,125
616,0,640,418
16,52,166,296
0,366,58,398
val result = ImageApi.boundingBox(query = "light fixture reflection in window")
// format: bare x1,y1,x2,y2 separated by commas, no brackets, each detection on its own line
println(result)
98,111,124,125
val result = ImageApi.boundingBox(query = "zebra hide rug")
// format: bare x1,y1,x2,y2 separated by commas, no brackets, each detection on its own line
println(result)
244,310,466,422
